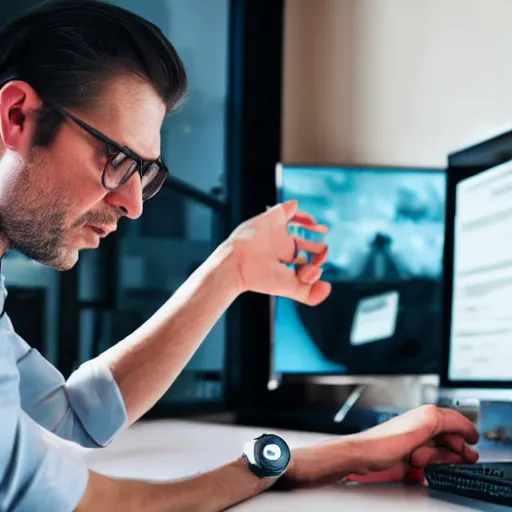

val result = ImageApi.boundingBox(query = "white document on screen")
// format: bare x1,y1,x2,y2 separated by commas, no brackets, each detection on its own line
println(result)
449,159,512,381
350,290,399,346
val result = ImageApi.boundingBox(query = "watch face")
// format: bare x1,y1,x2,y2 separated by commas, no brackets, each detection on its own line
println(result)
252,434,291,477
262,443,282,461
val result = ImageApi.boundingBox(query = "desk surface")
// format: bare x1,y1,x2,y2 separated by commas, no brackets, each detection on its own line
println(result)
77,419,510,511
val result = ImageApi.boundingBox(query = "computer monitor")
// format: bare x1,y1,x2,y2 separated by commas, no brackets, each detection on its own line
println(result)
272,164,447,377
441,128,512,398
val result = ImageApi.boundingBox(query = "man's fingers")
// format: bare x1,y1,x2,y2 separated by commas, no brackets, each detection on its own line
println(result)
410,435,478,470
296,248,328,283
290,210,317,226
279,237,327,265
289,212,329,234
268,201,329,234
295,238,327,256
308,281,332,306
310,246,328,267
275,264,331,305
410,444,469,469
434,407,479,445
297,265,323,284
435,434,479,463
425,450,469,467
292,245,327,266
267,201,331,300
270,200,299,223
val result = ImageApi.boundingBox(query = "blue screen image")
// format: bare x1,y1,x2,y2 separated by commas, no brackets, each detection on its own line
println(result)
274,165,446,375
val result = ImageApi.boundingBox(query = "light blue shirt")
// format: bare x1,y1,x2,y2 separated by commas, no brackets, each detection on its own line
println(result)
0,275,128,511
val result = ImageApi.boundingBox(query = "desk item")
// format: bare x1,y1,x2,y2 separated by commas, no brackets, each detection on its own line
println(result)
243,434,291,478
425,462,512,506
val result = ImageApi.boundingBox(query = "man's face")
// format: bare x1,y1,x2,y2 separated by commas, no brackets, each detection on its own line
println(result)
0,76,166,270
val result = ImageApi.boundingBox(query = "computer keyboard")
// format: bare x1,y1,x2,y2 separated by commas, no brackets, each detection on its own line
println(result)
424,462,512,506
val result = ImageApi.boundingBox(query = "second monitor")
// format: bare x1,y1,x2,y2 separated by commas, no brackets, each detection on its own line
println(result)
273,164,447,376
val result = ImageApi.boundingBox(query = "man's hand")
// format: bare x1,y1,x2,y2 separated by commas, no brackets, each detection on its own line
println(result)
280,405,479,488
228,200,331,306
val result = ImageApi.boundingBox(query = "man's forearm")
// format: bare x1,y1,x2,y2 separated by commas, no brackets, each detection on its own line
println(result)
77,436,361,510
97,241,241,424
77,458,273,512
276,436,361,489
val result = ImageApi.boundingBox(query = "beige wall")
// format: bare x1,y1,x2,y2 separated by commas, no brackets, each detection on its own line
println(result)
282,0,512,407
282,0,512,167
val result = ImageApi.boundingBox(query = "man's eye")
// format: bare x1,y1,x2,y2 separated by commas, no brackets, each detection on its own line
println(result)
104,145,128,166
109,151,129,167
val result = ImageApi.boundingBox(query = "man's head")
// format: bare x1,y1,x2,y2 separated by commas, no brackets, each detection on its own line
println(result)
0,0,187,270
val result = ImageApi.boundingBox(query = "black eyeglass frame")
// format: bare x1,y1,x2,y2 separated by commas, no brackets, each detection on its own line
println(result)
43,97,169,201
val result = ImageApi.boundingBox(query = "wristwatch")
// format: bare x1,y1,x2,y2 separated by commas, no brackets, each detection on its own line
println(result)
242,433,291,478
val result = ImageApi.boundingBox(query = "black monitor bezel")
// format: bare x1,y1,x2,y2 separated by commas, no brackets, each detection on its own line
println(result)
441,129,512,389
273,162,446,378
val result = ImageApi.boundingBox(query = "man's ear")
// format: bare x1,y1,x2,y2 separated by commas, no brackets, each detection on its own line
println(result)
0,81,43,152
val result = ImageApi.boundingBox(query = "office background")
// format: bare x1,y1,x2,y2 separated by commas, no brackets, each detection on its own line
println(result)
281,0,512,410
2,0,512,422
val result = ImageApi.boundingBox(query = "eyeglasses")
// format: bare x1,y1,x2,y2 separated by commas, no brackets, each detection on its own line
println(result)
43,98,168,201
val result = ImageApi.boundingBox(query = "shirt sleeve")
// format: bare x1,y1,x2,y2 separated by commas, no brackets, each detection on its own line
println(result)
4,313,128,449
0,331,90,512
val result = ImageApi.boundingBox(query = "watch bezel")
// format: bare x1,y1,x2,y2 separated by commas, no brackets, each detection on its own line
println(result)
243,433,291,478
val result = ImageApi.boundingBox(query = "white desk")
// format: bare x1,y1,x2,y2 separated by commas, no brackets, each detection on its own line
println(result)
77,420,510,511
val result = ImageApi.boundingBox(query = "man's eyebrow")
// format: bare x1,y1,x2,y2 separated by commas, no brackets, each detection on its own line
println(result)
112,137,161,162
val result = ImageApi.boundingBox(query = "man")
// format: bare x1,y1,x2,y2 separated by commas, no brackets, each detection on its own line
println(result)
0,1,479,511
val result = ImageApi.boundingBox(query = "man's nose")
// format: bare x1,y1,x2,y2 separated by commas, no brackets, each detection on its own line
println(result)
104,172,143,219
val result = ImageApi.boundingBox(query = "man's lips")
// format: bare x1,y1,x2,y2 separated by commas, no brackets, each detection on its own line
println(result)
86,224,116,237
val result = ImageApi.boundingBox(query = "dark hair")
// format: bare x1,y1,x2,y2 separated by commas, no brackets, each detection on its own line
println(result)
0,0,188,145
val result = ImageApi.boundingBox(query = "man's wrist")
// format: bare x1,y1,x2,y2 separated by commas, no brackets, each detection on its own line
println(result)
272,436,362,490
207,240,245,298
230,456,280,495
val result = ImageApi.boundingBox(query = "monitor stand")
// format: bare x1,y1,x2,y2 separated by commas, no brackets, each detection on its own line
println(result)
334,384,367,423
268,373,370,420
274,375,439,420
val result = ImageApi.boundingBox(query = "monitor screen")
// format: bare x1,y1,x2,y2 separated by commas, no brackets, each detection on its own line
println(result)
448,159,512,382
273,164,447,375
